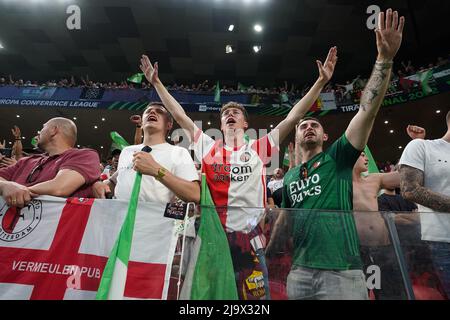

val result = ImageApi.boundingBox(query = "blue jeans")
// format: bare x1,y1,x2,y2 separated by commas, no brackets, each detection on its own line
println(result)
428,242,450,298
287,266,369,300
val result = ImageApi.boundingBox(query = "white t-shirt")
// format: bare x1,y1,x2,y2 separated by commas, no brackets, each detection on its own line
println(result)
399,138,450,242
192,128,277,234
267,178,284,193
115,143,199,203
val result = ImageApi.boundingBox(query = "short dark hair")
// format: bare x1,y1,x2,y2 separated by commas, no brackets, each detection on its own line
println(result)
144,102,173,123
297,117,323,127
220,102,249,122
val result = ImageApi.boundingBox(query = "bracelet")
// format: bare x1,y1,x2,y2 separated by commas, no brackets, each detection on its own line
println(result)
375,60,393,66
14,138,21,141
155,167,167,181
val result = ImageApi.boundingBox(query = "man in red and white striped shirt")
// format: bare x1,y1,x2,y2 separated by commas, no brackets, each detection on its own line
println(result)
139,48,337,299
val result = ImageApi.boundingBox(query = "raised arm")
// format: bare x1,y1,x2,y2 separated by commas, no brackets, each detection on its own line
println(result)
273,47,338,143
11,126,23,160
140,55,197,142
399,165,450,213
130,115,143,145
346,9,405,150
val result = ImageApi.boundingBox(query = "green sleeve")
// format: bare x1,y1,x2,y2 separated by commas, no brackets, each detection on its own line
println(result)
326,134,361,169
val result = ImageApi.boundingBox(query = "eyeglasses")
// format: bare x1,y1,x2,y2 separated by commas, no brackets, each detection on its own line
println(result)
300,165,308,180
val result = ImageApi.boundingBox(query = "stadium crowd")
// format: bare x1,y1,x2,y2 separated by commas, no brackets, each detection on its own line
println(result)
1,54,449,104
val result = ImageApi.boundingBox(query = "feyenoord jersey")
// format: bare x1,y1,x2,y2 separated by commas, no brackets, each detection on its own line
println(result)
281,134,363,270
192,128,277,234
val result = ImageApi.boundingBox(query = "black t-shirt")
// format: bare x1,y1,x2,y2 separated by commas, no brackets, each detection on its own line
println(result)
378,194,418,212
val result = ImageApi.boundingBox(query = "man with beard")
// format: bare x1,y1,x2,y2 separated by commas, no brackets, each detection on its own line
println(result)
0,117,100,208
269,9,405,299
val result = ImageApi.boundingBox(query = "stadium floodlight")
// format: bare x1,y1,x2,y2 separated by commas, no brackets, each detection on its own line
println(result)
253,45,261,53
390,130,394,133
226,45,233,54
384,120,389,124
254,24,263,33
228,24,235,32
436,110,441,114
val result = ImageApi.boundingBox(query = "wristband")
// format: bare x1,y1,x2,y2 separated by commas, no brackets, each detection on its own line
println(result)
375,60,393,66
136,125,141,128
15,138,21,141
155,167,167,181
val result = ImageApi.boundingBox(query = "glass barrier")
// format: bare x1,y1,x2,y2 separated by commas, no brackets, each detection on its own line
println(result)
169,206,449,300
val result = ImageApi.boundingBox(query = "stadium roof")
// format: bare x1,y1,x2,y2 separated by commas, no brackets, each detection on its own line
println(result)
0,0,449,86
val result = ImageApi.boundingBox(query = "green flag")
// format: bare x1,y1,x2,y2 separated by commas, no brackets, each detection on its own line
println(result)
214,81,221,103
31,137,38,148
110,131,130,150
418,69,433,95
127,73,144,84
364,146,379,174
96,171,143,299
186,175,238,299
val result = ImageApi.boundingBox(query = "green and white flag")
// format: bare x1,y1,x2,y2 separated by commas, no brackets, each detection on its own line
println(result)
110,131,130,151
127,73,144,84
180,175,238,299
283,147,290,167
214,81,221,103
418,69,434,95
237,82,248,91
96,172,143,299
364,146,379,174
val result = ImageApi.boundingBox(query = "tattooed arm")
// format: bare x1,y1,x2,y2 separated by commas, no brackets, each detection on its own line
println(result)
399,165,450,213
346,9,405,150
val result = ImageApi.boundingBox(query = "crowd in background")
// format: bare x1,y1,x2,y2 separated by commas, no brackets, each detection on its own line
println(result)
1,54,449,103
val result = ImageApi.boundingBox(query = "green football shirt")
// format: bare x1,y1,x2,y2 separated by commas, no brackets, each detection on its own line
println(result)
281,134,363,270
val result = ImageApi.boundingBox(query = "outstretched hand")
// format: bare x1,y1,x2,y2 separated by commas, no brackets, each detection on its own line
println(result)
375,9,405,62
317,46,338,85
11,126,21,139
140,55,159,85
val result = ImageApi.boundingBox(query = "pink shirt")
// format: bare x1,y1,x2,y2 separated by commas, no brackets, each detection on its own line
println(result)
0,148,100,198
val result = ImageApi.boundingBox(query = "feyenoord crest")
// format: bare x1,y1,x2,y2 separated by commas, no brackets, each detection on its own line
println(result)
240,151,252,163
0,200,43,242
313,161,321,169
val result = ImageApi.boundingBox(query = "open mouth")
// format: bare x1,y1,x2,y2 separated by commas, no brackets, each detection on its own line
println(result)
304,132,315,138
226,118,236,125
147,115,158,122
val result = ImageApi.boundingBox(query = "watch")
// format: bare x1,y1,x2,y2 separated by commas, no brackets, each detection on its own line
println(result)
155,167,167,181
